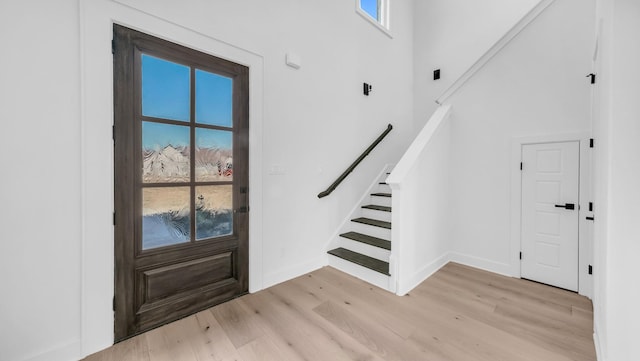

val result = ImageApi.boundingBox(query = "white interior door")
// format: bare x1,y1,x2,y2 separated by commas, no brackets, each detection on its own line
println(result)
521,141,579,291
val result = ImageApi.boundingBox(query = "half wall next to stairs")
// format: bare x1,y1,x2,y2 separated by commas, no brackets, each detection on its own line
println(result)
387,106,452,296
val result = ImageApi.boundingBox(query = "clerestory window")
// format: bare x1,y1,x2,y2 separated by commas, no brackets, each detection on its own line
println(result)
356,0,391,37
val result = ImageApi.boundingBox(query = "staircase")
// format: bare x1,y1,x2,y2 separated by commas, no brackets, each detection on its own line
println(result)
327,169,394,291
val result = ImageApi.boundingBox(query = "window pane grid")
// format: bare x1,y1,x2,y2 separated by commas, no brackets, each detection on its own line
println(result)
140,52,235,250
141,54,191,122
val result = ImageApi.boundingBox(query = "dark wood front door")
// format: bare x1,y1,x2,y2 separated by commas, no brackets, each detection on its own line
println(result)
113,25,249,341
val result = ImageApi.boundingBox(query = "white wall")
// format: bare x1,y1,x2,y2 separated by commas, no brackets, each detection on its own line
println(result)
413,0,540,129
593,0,640,359
1,0,416,360
0,1,83,361
445,0,594,275
592,0,612,356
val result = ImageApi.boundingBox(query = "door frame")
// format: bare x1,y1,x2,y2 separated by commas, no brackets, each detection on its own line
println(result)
112,24,251,340
509,132,592,298
79,3,264,353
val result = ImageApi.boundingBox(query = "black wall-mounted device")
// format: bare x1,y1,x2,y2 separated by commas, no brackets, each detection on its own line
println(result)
363,83,373,96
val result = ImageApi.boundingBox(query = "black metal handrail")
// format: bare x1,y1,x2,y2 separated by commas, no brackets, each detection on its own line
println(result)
317,124,393,198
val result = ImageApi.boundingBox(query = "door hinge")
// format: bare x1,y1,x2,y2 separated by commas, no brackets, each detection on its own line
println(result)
590,138,594,148
519,252,522,260
113,211,116,225
520,162,523,171
588,265,593,275
238,187,249,213
112,39,115,55
586,73,596,84
113,296,116,311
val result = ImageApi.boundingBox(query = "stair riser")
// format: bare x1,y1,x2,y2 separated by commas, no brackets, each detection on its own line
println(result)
338,238,390,261
376,184,392,193
349,222,391,240
370,196,392,207
361,208,392,222
328,255,392,291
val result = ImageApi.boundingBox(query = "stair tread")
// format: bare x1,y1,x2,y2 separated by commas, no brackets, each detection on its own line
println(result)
339,231,391,250
371,192,392,197
328,247,390,275
362,204,391,212
352,217,391,229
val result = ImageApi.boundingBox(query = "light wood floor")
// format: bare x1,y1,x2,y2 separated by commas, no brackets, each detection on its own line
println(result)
84,262,595,361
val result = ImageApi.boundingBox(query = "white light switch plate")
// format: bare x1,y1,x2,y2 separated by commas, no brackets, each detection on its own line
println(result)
286,52,301,69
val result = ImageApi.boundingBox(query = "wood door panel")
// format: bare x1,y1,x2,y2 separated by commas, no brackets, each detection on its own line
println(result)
136,279,240,334
140,252,235,304
134,238,238,266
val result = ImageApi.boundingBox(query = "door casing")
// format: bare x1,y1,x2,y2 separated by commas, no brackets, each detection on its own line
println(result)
510,132,592,297
79,5,266,351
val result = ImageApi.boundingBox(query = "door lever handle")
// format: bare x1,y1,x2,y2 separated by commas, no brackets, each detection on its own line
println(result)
555,203,575,210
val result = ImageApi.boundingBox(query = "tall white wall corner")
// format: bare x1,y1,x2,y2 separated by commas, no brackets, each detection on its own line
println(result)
435,0,557,105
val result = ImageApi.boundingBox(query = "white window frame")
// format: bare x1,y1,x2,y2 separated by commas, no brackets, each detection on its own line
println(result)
355,0,392,38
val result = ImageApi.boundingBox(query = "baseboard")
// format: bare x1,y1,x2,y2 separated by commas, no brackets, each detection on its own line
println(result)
449,252,514,278
261,256,327,290
594,326,605,361
395,251,513,296
396,252,451,296
18,340,81,361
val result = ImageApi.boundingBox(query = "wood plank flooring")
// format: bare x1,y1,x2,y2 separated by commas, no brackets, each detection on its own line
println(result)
83,262,595,361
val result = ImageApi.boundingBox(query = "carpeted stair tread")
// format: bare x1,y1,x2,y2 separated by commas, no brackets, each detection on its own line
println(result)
328,247,390,275
339,231,391,250
352,217,391,229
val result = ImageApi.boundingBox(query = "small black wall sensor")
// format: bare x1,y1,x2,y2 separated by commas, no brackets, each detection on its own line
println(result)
434,69,441,80
363,83,373,96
